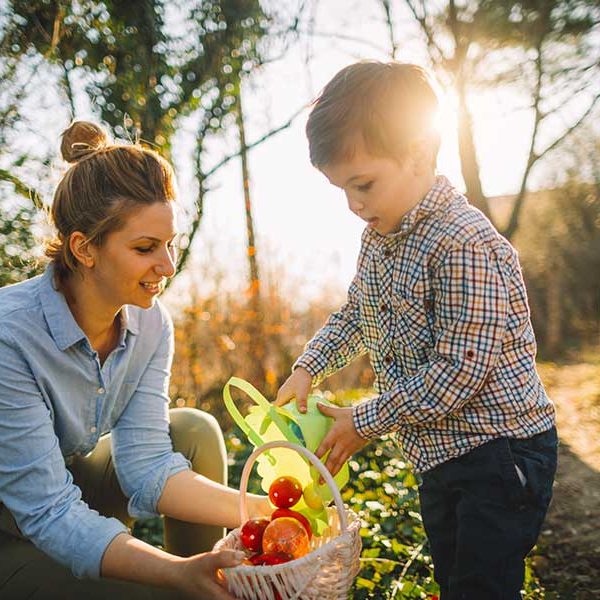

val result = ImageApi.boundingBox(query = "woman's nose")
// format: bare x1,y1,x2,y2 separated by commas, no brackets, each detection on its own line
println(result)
155,246,177,277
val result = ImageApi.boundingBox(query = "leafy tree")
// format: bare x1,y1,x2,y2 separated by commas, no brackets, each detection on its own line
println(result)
384,0,600,238
0,0,277,270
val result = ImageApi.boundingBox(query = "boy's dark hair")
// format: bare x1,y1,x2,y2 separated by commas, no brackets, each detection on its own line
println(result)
306,61,440,168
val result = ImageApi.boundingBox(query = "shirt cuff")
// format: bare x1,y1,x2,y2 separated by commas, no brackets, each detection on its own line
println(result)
352,396,392,439
293,351,328,385
78,517,128,579
127,452,191,519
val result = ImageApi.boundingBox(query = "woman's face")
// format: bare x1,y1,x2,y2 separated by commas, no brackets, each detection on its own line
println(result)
88,201,178,310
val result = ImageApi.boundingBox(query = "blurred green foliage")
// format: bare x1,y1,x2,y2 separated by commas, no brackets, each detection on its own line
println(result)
0,195,43,286
3,0,270,152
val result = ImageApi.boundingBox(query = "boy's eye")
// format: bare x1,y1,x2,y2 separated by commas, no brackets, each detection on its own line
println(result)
356,181,373,192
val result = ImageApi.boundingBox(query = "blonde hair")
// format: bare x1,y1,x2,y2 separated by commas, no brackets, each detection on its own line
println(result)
46,121,176,284
306,61,440,168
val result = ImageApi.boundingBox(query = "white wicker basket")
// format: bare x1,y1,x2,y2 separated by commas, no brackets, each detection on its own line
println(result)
214,441,362,600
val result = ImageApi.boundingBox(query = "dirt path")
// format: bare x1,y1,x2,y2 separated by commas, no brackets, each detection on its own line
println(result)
533,361,600,599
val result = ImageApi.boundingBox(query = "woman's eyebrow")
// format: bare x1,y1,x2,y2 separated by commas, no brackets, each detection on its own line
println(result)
131,234,177,242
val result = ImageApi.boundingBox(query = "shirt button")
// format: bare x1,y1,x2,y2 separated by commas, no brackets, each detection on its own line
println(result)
383,249,392,258
90,426,97,433
380,303,389,313
384,354,393,365
97,387,105,394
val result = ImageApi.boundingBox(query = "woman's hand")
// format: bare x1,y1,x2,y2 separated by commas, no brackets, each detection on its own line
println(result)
247,493,273,520
174,549,245,599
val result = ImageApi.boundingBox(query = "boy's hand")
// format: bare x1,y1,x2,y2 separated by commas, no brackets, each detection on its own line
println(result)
275,367,312,412
314,403,367,477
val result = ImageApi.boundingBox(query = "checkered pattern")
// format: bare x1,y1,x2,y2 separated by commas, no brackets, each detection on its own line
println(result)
295,175,555,473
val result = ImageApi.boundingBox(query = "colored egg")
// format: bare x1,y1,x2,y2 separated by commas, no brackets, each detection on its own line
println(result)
262,517,310,559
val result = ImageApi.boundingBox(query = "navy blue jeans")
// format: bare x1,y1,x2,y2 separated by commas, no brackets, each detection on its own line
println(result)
418,427,558,600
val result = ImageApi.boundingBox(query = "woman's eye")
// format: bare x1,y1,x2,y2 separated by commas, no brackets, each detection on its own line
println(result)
357,181,373,192
136,247,154,254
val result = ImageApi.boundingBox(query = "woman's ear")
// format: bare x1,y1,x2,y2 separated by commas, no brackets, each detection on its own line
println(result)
69,231,95,268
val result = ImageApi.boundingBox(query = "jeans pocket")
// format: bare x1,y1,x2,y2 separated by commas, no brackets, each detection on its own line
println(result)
498,440,529,510
508,431,558,511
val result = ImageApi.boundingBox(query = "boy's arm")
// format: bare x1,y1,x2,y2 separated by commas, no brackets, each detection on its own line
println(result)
294,273,367,386
353,243,511,438
276,273,366,409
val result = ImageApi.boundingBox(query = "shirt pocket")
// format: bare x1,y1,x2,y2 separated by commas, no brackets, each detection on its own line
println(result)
391,295,434,350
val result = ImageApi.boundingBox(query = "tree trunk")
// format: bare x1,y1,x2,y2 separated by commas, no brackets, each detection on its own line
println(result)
456,77,493,221
236,86,266,388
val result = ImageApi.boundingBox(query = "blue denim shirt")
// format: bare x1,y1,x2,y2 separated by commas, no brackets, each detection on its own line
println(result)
0,264,190,578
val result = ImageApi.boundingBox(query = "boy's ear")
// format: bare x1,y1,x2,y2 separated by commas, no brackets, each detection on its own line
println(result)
410,137,435,176
69,231,96,268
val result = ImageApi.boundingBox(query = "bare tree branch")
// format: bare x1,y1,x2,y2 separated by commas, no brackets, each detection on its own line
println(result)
404,0,446,66
288,27,389,54
537,92,600,163
503,35,548,240
379,0,399,59
203,104,306,180
0,168,45,209
171,103,307,280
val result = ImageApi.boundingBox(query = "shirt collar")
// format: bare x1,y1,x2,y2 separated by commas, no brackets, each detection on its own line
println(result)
367,175,456,244
120,305,140,336
40,264,139,351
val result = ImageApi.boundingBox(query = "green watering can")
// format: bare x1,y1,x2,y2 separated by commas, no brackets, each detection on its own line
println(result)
223,377,350,509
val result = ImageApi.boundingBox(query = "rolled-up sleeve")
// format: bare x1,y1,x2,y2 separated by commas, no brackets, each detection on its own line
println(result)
111,312,190,519
353,244,509,437
0,331,127,579
295,272,367,385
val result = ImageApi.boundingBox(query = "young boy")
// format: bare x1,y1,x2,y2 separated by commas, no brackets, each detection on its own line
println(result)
275,61,557,599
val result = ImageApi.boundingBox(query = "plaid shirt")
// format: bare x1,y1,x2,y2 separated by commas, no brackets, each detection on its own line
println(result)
295,175,555,473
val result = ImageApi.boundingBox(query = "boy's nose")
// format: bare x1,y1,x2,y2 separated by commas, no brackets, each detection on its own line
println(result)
346,193,364,215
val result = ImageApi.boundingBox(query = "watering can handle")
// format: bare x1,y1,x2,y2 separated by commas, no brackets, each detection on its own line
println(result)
222,377,303,447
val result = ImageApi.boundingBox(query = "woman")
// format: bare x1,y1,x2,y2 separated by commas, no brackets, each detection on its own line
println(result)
0,121,268,599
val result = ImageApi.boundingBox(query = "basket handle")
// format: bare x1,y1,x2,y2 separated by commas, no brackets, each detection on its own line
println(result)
239,440,348,533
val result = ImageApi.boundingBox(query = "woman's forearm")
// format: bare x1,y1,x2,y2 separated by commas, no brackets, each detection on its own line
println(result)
157,470,270,529
101,532,244,599
100,532,182,587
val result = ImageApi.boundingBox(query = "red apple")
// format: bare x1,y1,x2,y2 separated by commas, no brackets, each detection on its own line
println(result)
239,517,270,553
268,476,302,509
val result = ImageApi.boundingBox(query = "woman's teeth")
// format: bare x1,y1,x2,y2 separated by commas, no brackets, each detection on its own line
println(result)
141,282,160,292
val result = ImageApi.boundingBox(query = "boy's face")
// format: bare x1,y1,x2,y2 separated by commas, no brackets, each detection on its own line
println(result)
321,141,430,236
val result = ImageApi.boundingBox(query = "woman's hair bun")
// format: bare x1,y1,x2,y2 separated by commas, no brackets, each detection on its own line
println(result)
60,121,111,163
